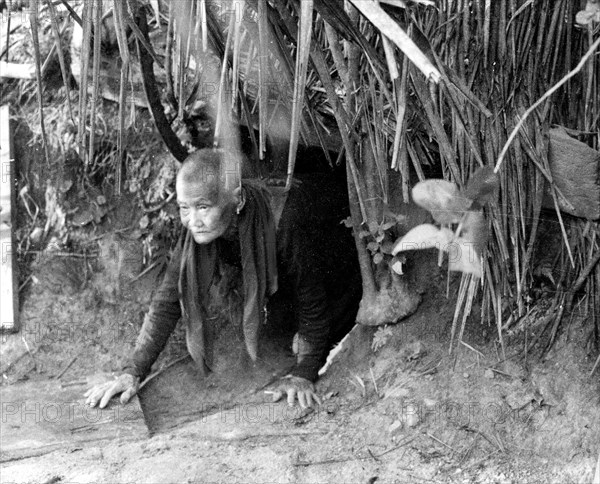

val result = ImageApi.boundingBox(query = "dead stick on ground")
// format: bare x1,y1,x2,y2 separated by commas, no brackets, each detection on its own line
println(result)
464,448,502,470
426,432,458,454
462,425,504,453
18,275,32,292
211,429,327,442
369,366,379,397
55,354,79,380
139,355,191,390
21,336,37,370
487,367,519,379
591,353,600,377
293,436,415,467
546,251,600,353
132,260,160,282
367,447,380,462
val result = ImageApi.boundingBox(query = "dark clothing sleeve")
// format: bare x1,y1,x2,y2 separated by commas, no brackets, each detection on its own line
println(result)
277,182,338,383
288,269,332,382
122,243,183,380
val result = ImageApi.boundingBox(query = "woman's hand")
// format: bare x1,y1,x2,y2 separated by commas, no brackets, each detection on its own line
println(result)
267,375,321,409
84,374,140,408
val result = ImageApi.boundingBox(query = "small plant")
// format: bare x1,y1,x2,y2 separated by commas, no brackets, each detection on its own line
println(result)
372,325,394,352
391,166,499,278
342,208,407,270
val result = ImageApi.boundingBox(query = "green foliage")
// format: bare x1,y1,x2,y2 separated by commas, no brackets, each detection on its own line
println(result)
371,325,394,352
392,166,499,278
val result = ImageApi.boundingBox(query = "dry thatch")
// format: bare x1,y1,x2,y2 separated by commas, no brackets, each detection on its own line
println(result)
11,0,600,355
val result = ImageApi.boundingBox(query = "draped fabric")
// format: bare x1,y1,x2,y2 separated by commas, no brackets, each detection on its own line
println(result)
178,180,278,369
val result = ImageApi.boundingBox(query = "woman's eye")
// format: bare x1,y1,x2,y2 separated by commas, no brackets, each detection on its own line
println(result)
179,206,189,214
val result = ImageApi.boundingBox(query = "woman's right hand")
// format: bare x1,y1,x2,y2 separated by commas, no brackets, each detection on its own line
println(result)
84,373,140,408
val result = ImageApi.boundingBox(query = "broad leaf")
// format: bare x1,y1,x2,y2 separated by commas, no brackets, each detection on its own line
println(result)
462,166,499,207
390,255,404,274
412,180,472,225
380,240,395,254
367,241,380,253
391,224,453,254
448,237,482,278
340,216,353,228
460,209,489,256
576,0,600,25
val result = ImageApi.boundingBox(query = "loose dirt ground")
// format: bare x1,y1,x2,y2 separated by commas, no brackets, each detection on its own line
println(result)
1,6,598,481
1,246,598,484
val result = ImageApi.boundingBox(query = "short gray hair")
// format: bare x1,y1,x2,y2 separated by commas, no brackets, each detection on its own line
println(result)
177,148,241,200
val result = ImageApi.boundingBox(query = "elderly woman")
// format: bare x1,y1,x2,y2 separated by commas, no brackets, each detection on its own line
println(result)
85,148,361,409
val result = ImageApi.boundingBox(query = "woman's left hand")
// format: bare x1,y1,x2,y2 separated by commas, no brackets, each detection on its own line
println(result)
266,375,321,409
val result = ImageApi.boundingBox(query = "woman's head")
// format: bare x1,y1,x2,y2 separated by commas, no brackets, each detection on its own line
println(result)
176,149,244,244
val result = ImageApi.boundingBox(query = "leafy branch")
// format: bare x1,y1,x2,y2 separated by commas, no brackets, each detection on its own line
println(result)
391,166,499,278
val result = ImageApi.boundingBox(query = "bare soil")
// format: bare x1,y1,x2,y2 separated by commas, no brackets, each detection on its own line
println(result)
1,241,598,483
1,5,598,481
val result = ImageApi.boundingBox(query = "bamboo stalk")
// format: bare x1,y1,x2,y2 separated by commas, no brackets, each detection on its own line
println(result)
77,0,92,157
46,0,74,123
2,7,11,62
87,0,102,169
28,0,49,165
113,0,131,195
348,0,441,82
214,11,236,144
257,0,268,159
285,0,313,191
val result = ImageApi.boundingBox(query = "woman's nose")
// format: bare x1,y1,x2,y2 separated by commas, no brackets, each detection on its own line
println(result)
189,209,204,227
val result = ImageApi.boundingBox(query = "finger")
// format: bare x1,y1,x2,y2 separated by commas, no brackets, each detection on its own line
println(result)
268,390,283,403
85,386,109,407
287,387,297,407
85,393,97,406
297,391,308,409
86,394,104,408
311,391,322,406
120,386,137,404
98,382,122,409
84,382,109,399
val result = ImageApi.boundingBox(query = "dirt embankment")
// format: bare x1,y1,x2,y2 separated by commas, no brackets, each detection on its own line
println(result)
1,242,598,483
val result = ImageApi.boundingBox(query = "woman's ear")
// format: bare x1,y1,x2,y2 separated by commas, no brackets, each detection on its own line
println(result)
232,186,245,214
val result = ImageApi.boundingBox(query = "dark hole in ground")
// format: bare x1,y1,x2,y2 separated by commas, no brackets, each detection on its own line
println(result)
137,294,298,434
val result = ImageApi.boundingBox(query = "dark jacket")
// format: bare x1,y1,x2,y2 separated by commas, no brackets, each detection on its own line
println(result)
123,174,361,382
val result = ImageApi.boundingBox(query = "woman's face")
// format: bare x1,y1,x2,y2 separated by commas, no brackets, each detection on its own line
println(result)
176,177,235,245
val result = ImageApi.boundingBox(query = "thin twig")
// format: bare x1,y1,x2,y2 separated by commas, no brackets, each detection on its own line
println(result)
460,340,485,358
369,366,380,397
131,260,161,282
487,367,519,379
139,355,191,390
293,436,415,467
590,353,600,377
495,34,600,173
461,425,504,453
426,432,458,454
142,192,176,213
18,275,32,292
55,354,79,380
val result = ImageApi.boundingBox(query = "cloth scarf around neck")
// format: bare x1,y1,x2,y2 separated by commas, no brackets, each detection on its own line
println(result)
177,180,278,371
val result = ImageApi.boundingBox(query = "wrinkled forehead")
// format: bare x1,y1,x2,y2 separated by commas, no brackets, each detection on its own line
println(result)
176,176,221,204
176,163,240,205
176,150,239,203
